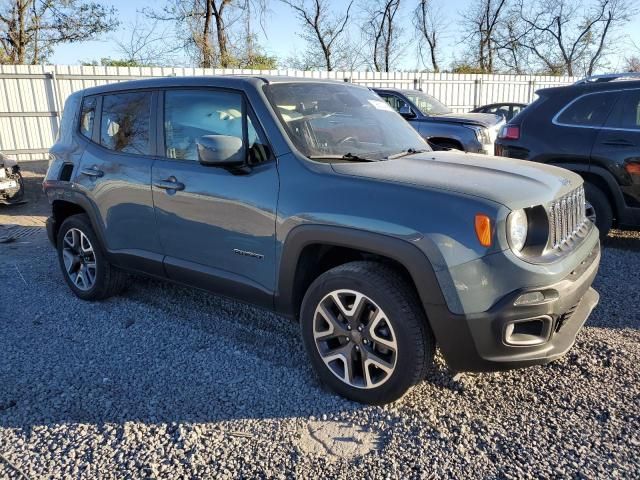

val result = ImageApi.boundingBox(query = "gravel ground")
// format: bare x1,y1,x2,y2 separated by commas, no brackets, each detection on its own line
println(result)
0,166,639,478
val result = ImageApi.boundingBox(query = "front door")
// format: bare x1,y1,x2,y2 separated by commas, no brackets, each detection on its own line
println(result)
152,88,279,307
591,88,640,209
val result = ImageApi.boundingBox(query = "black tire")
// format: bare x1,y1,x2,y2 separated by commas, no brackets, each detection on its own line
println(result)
429,140,462,151
300,261,435,405
584,183,613,240
56,214,127,301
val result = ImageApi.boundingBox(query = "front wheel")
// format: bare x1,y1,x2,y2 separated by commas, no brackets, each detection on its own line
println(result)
300,261,434,405
584,183,613,240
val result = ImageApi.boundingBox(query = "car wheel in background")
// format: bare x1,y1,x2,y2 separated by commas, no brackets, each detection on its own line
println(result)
584,183,613,240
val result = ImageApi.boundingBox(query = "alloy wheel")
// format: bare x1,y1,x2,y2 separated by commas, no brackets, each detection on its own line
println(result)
62,228,97,291
313,289,398,389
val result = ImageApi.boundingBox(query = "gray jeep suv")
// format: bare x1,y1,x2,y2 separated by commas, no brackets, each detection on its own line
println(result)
44,76,600,404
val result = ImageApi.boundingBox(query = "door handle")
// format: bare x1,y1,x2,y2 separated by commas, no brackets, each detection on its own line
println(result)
80,167,104,177
154,178,185,191
602,139,635,147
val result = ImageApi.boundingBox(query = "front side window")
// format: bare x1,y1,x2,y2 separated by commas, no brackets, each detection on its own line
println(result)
604,90,640,130
381,94,411,113
265,83,429,160
403,91,451,116
100,91,151,155
164,89,269,164
556,92,618,127
79,96,96,139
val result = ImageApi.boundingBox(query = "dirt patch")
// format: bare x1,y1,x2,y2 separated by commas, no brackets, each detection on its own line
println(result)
297,420,384,461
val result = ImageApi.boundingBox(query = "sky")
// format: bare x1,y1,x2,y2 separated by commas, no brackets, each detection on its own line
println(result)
49,0,640,72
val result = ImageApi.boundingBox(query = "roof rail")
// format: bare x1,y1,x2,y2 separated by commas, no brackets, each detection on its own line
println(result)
574,72,640,84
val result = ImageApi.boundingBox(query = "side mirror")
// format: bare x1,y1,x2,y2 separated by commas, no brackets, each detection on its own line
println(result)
196,135,245,166
398,105,416,119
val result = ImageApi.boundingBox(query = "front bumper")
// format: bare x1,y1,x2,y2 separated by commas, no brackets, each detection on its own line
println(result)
427,242,600,372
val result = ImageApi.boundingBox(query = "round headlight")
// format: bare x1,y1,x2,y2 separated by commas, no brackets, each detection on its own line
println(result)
507,209,528,252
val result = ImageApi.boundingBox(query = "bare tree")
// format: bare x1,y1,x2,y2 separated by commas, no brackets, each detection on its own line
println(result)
517,0,633,76
0,0,118,64
413,0,443,72
145,0,268,68
109,18,183,67
461,0,509,73
625,40,640,73
281,0,353,71
362,0,403,72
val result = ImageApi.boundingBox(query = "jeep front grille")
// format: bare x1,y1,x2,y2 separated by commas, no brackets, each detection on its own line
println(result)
548,186,587,249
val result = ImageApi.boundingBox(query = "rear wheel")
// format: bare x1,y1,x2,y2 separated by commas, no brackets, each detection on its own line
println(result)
56,214,127,300
584,183,613,239
300,261,434,404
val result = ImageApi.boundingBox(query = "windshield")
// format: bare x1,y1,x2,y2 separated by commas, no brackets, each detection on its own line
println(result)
403,91,451,116
265,83,430,160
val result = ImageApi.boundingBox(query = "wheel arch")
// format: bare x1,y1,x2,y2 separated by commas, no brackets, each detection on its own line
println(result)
548,162,623,223
426,137,464,151
49,193,105,247
275,225,447,321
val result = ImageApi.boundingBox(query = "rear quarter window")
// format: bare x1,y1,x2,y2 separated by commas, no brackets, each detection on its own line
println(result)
79,96,97,139
556,92,619,127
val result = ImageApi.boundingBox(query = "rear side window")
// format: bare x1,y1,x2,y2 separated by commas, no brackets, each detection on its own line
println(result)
604,90,640,130
79,96,96,139
100,91,152,155
556,92,618,127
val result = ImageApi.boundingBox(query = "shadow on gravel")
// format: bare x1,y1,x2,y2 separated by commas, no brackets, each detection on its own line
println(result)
0,239,464,430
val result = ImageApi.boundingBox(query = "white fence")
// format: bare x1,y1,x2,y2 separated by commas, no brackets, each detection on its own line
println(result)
0,65,576,161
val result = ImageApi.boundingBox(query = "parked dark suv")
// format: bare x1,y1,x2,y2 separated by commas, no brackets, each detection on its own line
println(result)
495,73,640,237
44,76,600,404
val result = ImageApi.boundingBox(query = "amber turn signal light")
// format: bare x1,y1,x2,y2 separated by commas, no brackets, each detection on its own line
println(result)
475,214,492,247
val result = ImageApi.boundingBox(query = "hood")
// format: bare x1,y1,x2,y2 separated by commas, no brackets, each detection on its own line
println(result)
428,112,502,128
331,151,582,209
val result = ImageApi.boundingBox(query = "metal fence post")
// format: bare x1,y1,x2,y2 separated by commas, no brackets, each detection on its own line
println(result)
473,78,483,108
47,71,63,137
528,79,537,102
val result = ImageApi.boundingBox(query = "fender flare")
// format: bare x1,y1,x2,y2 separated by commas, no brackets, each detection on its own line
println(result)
274,224,447,318
49,188,107,247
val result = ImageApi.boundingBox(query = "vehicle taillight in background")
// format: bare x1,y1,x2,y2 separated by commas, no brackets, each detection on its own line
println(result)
498,125,520,140
625,162,640,176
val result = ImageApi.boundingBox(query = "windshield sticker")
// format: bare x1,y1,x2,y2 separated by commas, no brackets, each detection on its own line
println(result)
368,100,394,112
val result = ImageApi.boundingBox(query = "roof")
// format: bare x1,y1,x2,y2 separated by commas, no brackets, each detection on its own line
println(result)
80,74,355,96
537,79,640,97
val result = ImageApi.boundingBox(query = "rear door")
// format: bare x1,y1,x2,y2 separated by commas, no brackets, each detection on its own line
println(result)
151,88,279,306
591,88,640,207
74,90,163,271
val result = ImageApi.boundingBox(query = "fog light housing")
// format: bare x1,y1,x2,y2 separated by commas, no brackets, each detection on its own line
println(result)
504,316,552,346
514,291,545,306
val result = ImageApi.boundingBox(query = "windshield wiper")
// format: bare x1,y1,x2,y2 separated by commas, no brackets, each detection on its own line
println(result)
386,148,429,160
308,153,378,162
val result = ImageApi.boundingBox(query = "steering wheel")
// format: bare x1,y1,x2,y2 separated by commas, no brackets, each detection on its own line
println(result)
337,136,359,147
